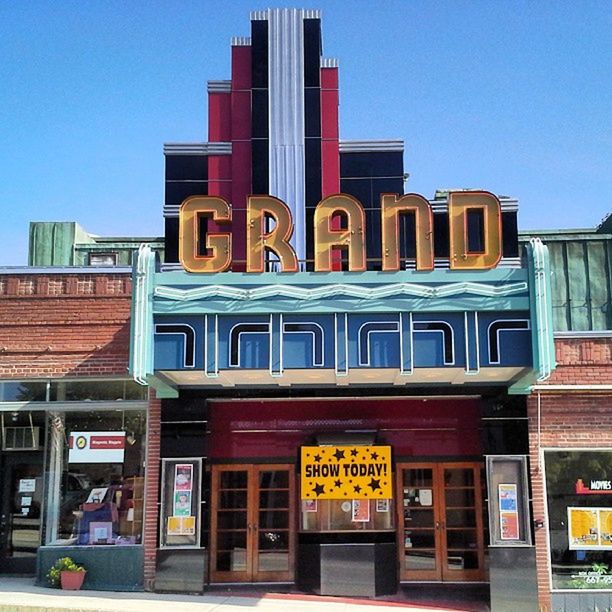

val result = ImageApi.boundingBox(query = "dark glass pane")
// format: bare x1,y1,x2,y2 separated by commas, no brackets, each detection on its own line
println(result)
258,529,288,550
217,530,247,550
444,468,474,487
403,509,434,528
219,490,247,510
403,468,433,488
259,510,289,529
216,549,246,572
259,490,289,509
217,511,247,530
405,550,436,570
445,489,475,508
446,509,476,528
259,470,288,489
447,551,479,570
220,471,248,489
215,551,231,571
447,528,477,549
405,530,435,548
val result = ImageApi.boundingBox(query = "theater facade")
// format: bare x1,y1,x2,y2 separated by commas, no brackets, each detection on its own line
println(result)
126,8,558,605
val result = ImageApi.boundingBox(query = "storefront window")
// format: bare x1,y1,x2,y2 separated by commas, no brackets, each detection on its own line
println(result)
44,410,146,546
544,450,612,590
0,381,47,402
50,380,147,401
301,498,394,531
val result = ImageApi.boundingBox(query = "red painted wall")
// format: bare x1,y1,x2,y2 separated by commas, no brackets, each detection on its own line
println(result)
208,397,482,460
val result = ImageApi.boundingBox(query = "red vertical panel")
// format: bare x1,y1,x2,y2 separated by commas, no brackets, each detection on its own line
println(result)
231,44,252,271
208,155,232,204
321,67,341,268
208,92,231,143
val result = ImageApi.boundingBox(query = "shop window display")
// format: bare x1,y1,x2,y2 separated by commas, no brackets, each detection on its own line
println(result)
544,450,612,590
44,410,146,546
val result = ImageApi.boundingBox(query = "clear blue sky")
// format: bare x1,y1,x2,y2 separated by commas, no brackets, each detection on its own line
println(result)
1,1,610,266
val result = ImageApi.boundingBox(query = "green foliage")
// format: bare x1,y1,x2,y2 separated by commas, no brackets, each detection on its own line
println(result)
46,557,85,588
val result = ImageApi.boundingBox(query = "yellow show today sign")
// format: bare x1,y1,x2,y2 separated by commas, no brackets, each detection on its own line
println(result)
301,446,392,500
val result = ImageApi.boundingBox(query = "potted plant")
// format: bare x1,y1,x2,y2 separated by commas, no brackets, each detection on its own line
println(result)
46,556,86,590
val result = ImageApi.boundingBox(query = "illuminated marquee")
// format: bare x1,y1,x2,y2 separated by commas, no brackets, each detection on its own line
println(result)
178,191,502,273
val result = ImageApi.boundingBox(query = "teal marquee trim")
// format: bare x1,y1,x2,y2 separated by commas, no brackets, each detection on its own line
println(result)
129,244,156,385
509,238,556,394
154,280,528,303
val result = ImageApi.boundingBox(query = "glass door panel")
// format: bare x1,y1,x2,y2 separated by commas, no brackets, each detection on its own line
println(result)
210,467,250,581
398,465,441,581
253,467,293,579
441,465,485,582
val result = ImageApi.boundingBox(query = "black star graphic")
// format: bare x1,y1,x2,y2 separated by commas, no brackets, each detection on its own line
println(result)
350,448,359,457
334,479,342,489
370,451,379,460
313,483,325,496
314,454,322,463
333,448,345,461
368,478,381,492
354,484,362,494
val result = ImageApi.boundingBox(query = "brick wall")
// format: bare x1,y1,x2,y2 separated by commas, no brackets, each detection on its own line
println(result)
0,272,132,378
143,391,161,590
528,336,612,610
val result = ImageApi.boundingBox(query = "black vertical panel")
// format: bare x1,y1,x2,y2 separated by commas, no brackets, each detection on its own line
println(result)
303,19,321,87
433,212,449,258
305,139,322,210
251,89,269,139
164,218,179,263
502,211,519,258
304,87,321,138
251,20,268,88
304,19,322,270
251,18,268,197
366,209,381,270
399,212,417,260
164,154,209,264
251,139,269,194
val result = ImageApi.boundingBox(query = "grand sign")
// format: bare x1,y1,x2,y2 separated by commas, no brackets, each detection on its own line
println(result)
179,191,503,273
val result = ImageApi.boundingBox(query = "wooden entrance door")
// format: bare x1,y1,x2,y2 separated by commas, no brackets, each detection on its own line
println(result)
396,462,485,582
210,464,294,583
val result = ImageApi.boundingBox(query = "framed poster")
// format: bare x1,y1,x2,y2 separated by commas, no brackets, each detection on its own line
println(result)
174,464,193,491
351,499,370,522
174,491,192,517
376,499,390,512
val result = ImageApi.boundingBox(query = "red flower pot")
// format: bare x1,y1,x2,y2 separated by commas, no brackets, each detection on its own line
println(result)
60,570,86,590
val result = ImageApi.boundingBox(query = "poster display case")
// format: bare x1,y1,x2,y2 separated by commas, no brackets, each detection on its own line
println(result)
486,455,532,546
160,458,202,548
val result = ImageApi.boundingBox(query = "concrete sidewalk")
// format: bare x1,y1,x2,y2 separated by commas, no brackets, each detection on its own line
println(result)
0,578,475,612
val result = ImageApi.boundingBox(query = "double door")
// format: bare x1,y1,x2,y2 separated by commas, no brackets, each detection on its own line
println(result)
210,464,294,582
397,462,485,582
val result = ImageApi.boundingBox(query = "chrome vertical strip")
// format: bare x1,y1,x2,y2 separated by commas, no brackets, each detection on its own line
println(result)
268,8,306,263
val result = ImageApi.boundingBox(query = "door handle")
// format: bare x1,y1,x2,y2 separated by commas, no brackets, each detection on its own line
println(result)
435,521,440,530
